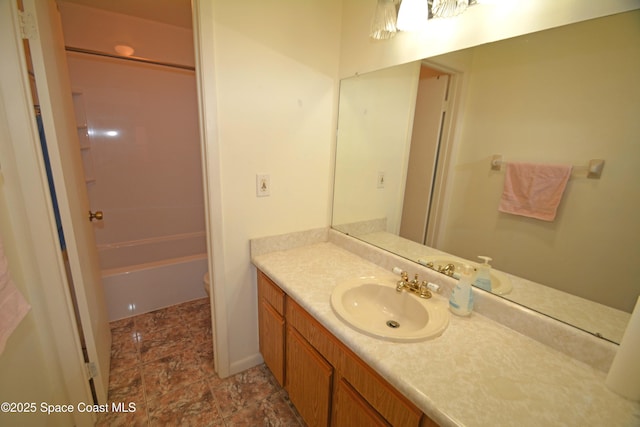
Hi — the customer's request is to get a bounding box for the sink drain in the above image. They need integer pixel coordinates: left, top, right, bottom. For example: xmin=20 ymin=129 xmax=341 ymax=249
xmin=386 ymin=320 xmax=400 ymax=329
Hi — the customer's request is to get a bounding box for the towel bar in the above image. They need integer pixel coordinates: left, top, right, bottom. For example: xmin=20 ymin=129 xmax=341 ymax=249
xmin=490 ymin=155 xmax=605 ymax=179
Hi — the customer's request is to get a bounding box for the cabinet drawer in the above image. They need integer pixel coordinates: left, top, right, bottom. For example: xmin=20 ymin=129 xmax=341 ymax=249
xmin=258 ymin=271 xmax=285 ymax=315
xmin=286 ymin=298 xmax=423 ymax=427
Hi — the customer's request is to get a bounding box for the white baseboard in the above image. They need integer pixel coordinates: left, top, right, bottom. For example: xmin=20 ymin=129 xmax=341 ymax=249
xmin=228 ymin=352 xmax=264 ymax=376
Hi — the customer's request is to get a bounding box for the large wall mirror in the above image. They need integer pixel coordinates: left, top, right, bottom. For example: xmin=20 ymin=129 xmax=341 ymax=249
xmin=332 ymin=10 xmax=639 ymax=344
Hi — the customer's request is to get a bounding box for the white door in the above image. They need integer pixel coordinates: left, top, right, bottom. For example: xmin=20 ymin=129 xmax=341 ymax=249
xmin=399 ymin=72 xmax=449 ymax=244
xmin=22 ymin=0 xmax=111 ymax=403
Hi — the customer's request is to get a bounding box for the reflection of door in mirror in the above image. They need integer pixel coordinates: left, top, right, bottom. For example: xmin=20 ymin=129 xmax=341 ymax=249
xmin=400 ymin=66 xmax=449 ymax=244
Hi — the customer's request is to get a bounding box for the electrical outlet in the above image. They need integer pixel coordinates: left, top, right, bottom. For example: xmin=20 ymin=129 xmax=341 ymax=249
xmin=377 ymin=172 xmax=385 ymax=189
xmin=256 ymin=174 xmax=270 ymax=197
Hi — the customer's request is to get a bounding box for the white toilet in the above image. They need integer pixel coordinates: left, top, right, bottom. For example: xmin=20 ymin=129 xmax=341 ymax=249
xmin=203 ymin=271 xmax=210 ymax=297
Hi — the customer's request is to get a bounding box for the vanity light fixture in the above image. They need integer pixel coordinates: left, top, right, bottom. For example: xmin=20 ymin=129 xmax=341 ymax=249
xmin=431 ymin=0 xmax=468 ymax=18
xmin=393 ymin=0 xmax=477 ymax=34
xmin=370 ymin=0 xmax=399 ymax=40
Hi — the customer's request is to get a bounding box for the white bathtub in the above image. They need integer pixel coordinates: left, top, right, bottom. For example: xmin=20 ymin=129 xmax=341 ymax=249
xmin=100 ymin=232 xmax=208 ymax=321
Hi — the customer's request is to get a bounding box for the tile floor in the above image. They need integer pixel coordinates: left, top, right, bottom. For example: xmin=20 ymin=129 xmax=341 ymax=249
xmin=98 ymin=297 xmax=305 ymax=426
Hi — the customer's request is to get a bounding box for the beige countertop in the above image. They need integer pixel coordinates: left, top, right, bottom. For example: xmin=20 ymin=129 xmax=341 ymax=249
xmin=251 ymin=239 xmax=640 ymax=427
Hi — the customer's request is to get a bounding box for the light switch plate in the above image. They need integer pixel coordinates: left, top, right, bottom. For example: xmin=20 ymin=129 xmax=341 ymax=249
xmin=256 ymin=174 xmax=270 ymax=197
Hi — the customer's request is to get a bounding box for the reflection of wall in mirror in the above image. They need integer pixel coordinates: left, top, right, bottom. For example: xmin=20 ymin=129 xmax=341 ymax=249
xmin=333 ymin=62 xmax=419 ymax=232
xmin=433 ymin=12 xmax=640 ymax=312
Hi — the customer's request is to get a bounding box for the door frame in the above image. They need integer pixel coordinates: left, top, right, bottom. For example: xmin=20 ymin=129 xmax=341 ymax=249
xmin=192 ymin=0 xmax=230 ymax=378
xmin=420 ymin=60 xmax=466 ymax=249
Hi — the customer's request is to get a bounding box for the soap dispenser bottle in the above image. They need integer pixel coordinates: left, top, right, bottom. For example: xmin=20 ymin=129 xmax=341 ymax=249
xmin=474 ymin=256 xmax=493 ymax=292
xmin=449 ymin=264 xmax=475 ymax=316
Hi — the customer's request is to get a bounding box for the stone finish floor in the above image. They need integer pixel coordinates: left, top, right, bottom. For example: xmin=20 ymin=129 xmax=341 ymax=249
xmin=98 ymin=297 xmax=305 ymax=426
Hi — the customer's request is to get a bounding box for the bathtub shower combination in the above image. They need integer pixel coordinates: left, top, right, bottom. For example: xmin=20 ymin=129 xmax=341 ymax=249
xmin=60 ymin=4 xmax=208 ymax=322
xmin=100 ymin=232 xmax=208 ymax=321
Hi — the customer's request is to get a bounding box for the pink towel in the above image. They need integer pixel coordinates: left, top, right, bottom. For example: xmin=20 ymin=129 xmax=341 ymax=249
xmin=0 ymin=236 xmax=31 ymax=354
xmin=498 ymin=162 xmax=572 ymax=221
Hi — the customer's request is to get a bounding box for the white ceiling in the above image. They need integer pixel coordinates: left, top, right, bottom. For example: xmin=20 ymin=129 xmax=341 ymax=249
xmin=60 ymin=0 xmax=193 ymax=28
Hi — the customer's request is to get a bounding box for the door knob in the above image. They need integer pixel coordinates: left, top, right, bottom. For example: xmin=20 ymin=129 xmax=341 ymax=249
xmin=88 ymin=210 xmax=104 ymax=222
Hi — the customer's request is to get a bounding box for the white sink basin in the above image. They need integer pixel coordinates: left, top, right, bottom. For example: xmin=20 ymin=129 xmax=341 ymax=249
xmin=330 ymin=277 xmax=449 ymax=342
xmin=422 ymin=258 xmax=512 ymax=295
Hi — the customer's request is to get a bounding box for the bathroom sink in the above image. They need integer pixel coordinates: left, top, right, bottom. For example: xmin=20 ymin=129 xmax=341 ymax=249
xmin=330 ymin=277 xmax=449 ymax=342
xmin=482 ymin=269 xmax=512 ymax=295
xmin=421 ymin=258 xmax=513 ymax=295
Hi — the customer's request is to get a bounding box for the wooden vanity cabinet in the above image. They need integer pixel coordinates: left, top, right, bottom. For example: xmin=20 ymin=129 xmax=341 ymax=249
xmin=257 ymin=270 xmax=438 ymax=427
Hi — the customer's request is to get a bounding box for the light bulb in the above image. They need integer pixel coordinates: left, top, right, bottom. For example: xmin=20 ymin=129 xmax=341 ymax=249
xmin=396 ymin=0 xmax=429 ymax=31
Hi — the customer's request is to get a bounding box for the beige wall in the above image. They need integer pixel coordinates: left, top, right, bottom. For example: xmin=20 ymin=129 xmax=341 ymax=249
xmin=198 ymin=0 xmax=342 ymax=374
xmin=437 ymin=11 xmax=640 ymax=312
xmin=0 ymin=130 xmax=74 ymax=427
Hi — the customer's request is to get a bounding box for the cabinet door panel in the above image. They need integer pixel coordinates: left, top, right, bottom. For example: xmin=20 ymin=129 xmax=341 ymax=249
xmin=286 ymin=297 xmax=423 ymax=427
xmin=333 ymin=377 xmax=390 ymax=427
xmin=286 ymin=325 xmax=332 ymax=427
xmin=258 ymin=300 xmax=285 ymax=386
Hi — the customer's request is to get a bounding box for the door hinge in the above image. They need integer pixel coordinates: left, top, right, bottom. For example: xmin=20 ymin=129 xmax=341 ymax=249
xmin=85 ymin=362 xmax=99 ymax=380
xmin=18 ymin=11 xmax=37 ymax=40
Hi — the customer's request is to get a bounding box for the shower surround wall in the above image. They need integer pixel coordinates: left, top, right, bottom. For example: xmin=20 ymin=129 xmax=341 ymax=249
xmin=59 ymin=2 xmax=206 ymax=318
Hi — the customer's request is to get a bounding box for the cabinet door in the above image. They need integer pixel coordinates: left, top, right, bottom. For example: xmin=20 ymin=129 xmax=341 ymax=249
xmin=286 ymin=325 xmax=333 ymax=427
xmin=286 ymin=297 xmax=424 ymax=427
xmin=333 ymin=377 xmax=390 ymax=427
xmin=258 ymin=272 xmax=285 ymax=385
xmin=258 ymin=300 xmax=285 ymax=386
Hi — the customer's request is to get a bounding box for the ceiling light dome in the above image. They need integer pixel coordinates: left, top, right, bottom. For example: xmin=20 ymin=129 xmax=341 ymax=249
xmin=114 ymin=44 xmax=135 ymax=56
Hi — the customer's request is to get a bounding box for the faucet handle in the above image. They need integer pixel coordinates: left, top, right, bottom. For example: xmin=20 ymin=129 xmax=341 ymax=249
xmin=422 ymin=281 xmax=441 ymax=293
xmin=392 ymin=267 xmax=408 ymax=281
xmin=418 ymin=282 xmax=432 ymax=299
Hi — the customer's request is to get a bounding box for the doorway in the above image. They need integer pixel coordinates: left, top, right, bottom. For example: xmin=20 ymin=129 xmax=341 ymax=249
xmin=399 ymin=64 xmax=451 ymax=245
xmin=22 ymin=0 xmax=216 ymax=401
xmin=57 ymin=1 xmax=209 ymax=320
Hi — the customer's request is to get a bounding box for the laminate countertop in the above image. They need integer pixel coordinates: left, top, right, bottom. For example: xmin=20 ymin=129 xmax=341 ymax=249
xmin=252 ymin=241 xmax=640 ymax=427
